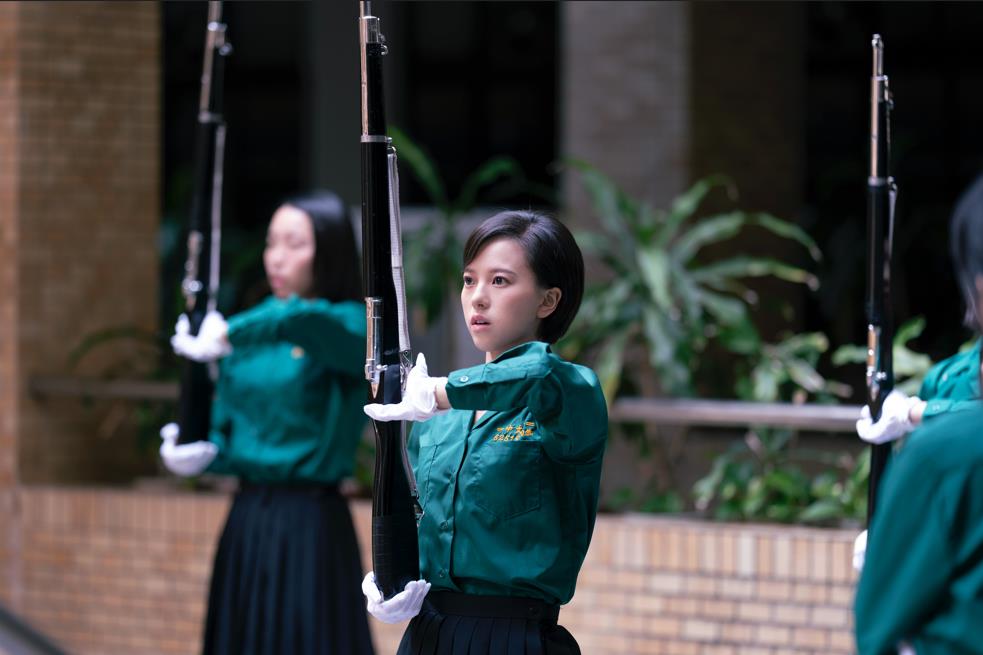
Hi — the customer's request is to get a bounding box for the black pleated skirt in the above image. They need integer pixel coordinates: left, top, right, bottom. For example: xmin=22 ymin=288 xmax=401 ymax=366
xmin=202 ymin=482 xmax=375 ymax=655
xmin=396 ymin=591 xmax=580 ymax=655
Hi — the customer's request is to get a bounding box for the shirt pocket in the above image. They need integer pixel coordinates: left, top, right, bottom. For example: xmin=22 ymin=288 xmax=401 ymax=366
xmin=417 ymin=443 xmax=441 ymax=511
xmin=471 ymin=440 xmax=542 ymax=520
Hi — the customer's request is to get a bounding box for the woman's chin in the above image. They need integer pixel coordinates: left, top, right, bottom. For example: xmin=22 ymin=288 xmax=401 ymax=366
xmin=469 ymin=331 xmax=500 ymax=355
xmin=468 ymin=333 xmax=486 ymax=352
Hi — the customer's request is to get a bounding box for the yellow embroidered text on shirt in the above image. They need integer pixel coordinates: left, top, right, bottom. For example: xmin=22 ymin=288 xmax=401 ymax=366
xmin=492 ymin=423 xmax=536 ymax=442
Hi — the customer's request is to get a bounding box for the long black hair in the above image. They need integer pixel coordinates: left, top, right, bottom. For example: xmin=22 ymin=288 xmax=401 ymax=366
xmin=281 ymin=191 xmax=362 ymax=303
xmin=949 ymin=174 xmax=983 ymax=331
xmin=462 ymin=210 xmax=584 ymax=343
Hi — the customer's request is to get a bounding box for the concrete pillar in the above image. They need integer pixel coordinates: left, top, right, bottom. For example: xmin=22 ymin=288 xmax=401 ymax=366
xmin=561 ymin=1 xmax=692 ymax=222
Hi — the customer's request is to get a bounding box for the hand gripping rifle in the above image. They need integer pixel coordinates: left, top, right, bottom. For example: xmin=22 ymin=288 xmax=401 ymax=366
xmin=358 ymin=1 xmax=422 ymax=598
xmin=865 ymin=34 xmax=897 ymax=523
xmin=177 ymin=1 xmax=231 ymax=445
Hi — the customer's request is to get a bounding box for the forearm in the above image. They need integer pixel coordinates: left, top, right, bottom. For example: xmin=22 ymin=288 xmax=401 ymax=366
xmin=908 ymin=399 xmax=927 ymax=426
xmin=434 ymin=379 xmax=450 ymax=410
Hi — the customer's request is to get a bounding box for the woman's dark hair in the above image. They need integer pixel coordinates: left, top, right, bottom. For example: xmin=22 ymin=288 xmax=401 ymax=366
xmin=462 ymin=210 xmax=584 ymax=343
xmin=281 ymin=191 xmax=362 ymax=303
xmin=950 ymin=173 xmax=983 ymax=331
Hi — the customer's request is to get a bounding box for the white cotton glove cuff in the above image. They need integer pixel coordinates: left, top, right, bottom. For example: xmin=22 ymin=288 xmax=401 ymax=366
xmin=159 ymin=422 xmax=218 ymax=477
xmin=171 ymin=311 xmax=232 ymax=363
xmin=853 ymin=530 xmax=867 ymax=573
xmin=361 ymin=571 xmax=431 ymax=624
xmin=856 ymin=390 xmax=921 ymax=444
xmin=364 ymin=353 xmax=449 ymax=423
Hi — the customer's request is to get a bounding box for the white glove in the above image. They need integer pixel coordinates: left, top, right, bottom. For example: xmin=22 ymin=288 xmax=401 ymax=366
xmin=171 ymin=311 xmax=231 ymax=363
xmin=159 ymin=422 xmax=218 ymax=477
xmin=856 ymin=390 xmax=921 ymax=444
xmin=364 ymin=353 xmax=448 ymax=423
xmin=853 ymin=530 xmax=867 ymax=573
xmin=361 ymin=571 xmax=430 ymax=624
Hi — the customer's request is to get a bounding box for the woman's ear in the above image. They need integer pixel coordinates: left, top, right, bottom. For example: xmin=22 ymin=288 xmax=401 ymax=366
xmin=537 ymin=287 xmax=562 ymax=319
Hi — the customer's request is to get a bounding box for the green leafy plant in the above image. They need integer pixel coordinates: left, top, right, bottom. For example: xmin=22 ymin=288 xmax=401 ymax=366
xmin=559 ymin=161 xmax=822 ymax=401
xmin=801 ymin=449 xmax=869 ymax=525
xmin=604 ymin=485 xmax=685 ymax=514
xmin=690 ymin=318 xmax=948 ymax=525
xmin=737 ymin=331 xmax=852 ymax=404
xmin=692 ymin=431 xmax=868 ymax=525
xmin=831 ymin=316 xmax=934 ymax=395
xmin=390 ymin=126 xmax=530 ymax=329
xmin=692 ymin=331 xmax=863 ymax=525
xmin=65 ymin=324 xmax=173 ymax=455
xmin=557 ymin=161 xmax=851 ymax=520
xmin=65 ymin=210 xmax=267 ymax=462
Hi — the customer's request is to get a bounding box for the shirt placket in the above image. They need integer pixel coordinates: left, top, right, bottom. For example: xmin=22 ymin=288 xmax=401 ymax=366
xmin=431 ymin=412 xmax=472 ymax=584
xmin=441 ymin=411 xmax=498 ymax=585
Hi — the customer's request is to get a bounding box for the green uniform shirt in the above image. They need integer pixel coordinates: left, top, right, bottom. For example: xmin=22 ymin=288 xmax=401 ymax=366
xmin=206 ymin=295 xmax=367 ymax=484
xmin=918 ymin=337 xmax=981 ymax=420
xmin=855 ymin=402 xmax=983 ymax=655
xmin=409 ymin=342 xmax=608 ymax=605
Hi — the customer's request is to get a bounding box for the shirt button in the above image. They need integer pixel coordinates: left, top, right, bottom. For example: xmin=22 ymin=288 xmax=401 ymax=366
xmin=438 ymin=569 xmax=446 ymax=578
xmin=459 ymin=375 xmax=469 ymax=382
xmin=440 ymin=520 xmax=449 ymax=529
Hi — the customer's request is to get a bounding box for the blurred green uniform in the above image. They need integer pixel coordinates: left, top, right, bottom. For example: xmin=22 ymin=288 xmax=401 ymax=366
xmin=856 ymin=402 xmax=983 ymax=655
xmin=207 ymin=295 xmax=367 ymax=482
xmin=918 ymin=337 xmax=981 ymax=420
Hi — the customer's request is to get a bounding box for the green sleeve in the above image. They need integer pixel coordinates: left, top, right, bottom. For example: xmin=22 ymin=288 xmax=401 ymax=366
xmin=855 ymin=447 xmax=956 ymax=654
xmin=227 ymin=296 xmax=365 ymax=375
xmin=205 ymin=371 xmax=234 ymax=475
xmin=445 ymin=346 xmax=607 ymax=461
xmin=407 ymin=421 xmax=423 ymax=472
xmin=922 ymin=398 xmax=980 ymax=421
xmin=917 ymin=363 xmax=942 ymax=401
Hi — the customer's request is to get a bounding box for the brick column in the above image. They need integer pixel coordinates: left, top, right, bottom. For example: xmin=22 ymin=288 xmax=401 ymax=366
xmin=0 ymin=1 xmax=21 ymax=606
xmin=0 ymin=0 xmax=160 ymax=604
xmin=15 ymin=1 xmax=160 ymax=484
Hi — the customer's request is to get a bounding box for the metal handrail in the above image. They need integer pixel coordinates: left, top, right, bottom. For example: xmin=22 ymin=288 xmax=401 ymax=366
xmin=0 ymin=603 xmax=68 ymax=655
xmin=29 ymin=377 xmax=178 ymax=402
xmin=29 ymin=376 xmax=862 ymax=433
xmin=609 ymin=397 xmax=861 ymax=432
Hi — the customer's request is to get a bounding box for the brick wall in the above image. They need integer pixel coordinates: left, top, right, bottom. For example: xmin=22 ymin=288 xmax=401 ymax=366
xmin=566 ymin=514 xmax=856 ymax=654
xmin=15 ymin=487 xmax=857 ymax=655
